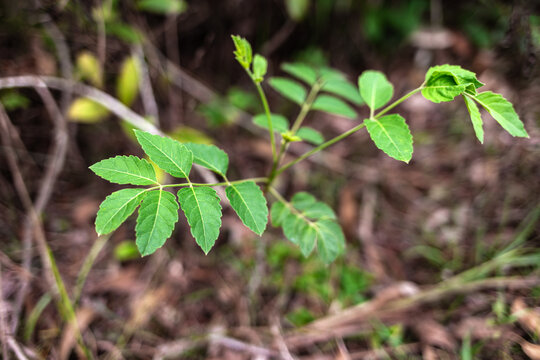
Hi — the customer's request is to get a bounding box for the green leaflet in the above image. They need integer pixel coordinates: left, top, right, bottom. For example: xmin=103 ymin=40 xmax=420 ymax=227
xmin=90 ymin=155 xmax=158 ymax=185
xmin=358 ymin=70 xmax=394 ymax=110
xmin=281 ymin=62 xmax=318 ymax=85
xmin=291 ymin=192 xmax=336 ymax=220
xmin=472 ymin=91 xmax=529 ymax=138
xmin=274 ymin=192 xmax=344 ymax=263
xmin=270 ymin=201 xmax=290 ymax=227
xmin=252 ymin=54 xmax=268 ymax=83
xmin=462 ymin=94 xmax=484 ymax=143
xmin=322 ymin=78 xmax=364 ymax=105
xmin=134 ymin=130 xmax=193 ymax=178
xmin=226 ymin=181 xmax=268 ymax=235
xmin=365 ymin=114 xmax=413 ymax=163
xmin=177 ymin=186 xmax=222 ymax=254
xmin=253 ymin=113 xmax=290 ymax=133
xmin=231 ymin=35 xmax=252 ymax=69
xmin=422 ymin=64 xmax=484 ymax=103
xmin=135 ymin=190 xmax=179 ymax=256
xmin=312 ymin=95 xmax=357 ymax=119
xmin=268 ymin=77 xmax=307 ymax=105
xmin=297 ymin=127 xmax=324 ymax=145
xmin=184 ymin=143 xmax=229 ymax=176
xmin=421 ymin=75 xmax=468 ymax=103
xmin=425 ymin=65 xmax=484 ymax=93
xmin=95 ymin=188 xmax=147 ymax=235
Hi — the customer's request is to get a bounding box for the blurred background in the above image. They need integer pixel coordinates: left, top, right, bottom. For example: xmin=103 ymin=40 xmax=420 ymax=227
xmin=0 ymin=0 xmax=539 ymax=358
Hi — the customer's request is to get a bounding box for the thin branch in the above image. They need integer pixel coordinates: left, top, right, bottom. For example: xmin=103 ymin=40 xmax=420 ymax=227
xmin=209 ymin=334 xmax=277 ymax=358
xmin=134 ymin=45 xmax=160 ymax=124
xmin=0 ymin=76 xmax=160 ymax=135
xmin=0 ymin=264 xmax=9 ymax=360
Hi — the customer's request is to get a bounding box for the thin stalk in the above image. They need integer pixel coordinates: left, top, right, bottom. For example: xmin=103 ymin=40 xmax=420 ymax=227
xmin=254 ymin=79 xmax=277 ymax=162
xmin=275 ymin=85 xmax=424 ymax=177
xmin=159 ymin=177 xmax=268 ymax=190
xmin=73 ymin=235 xmax=109 ymax=307
xmin=276 ymin=123 xmax=366 ymax=177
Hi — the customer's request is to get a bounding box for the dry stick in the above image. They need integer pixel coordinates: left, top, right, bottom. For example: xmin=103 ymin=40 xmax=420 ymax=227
xmin=134 ymin=45 xmax=160 ymax=124
xmin=0 ymin=76 xmax=160 ymax=135
xmin=286 ymin=276 xmax=540 ymax=349
xmin=209 ymin=334 xmax=277 ymax=359
xmin=0 ymin=264 xmax=9 ymax=360
xmin=10 ymin=84 xmax=69 ymax=334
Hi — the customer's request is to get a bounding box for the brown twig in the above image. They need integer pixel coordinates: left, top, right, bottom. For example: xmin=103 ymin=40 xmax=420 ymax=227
xmin=134 ymin=45 xmax=159 ymax=124
xmin=9 ymin=84 xmax=69 ymax=334
xmin=0 ymin=264 xmax=9 ymax=360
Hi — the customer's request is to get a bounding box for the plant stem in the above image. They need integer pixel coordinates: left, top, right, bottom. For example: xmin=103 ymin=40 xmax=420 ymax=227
xmin=158 ymin=177 xmax=268 ymax=190
xmin=254 ymin=82 xmax=277 ymax=162
xmin=274 ymin=85 xmax=424 ymax=177
xmin=275 ymin=123 xmax=366 ymax=177
xmin=265 ymin=82 xmax=321 ymax=190
xmin=374 ymin=86 xmax=423 ymax=119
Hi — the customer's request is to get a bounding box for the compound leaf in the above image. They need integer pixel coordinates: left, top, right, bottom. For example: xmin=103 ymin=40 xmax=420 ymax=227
xmin=96 ymin=188 xmax=147 ymax=235
xmin=253 ymin=113 xmax=289 ymax=133
xmin=268 ymin=77 xmax=307 ymax=105
xmin=226 ymin=181 xmax=268 ymax=235
xmin=231 ymin=35 xmax=252 ymax=69
xmin=322 ymin=78 xmax=364 ymax=105
xmin=283 ymin=213 xmax=317 ymax=257
xmin=90 ymin=155 xmax=158 ymax=185
xmin=425 ymin=65 xmax=484 ymax=93
xmin=312 ymin=95 xmax=357 ymax=119
xmin=297 ymin=127 xmax=324 ymax=145
xmin=178 ymin=186 xmax=222 ymax=254
xmin=472 ymin=91 xmax=529 ymax=138
xmin=135 ymin=190 xmax=179 ymax=256
xmin=463 ymin=94 xmax=484 ymax=143
xmin=365 ymin=114 xmax=413 ymax=163
xmin=134 ymin=130 xmax=193 ymax=178
xmin=281 ymin=62 xmax=318 ymax=85
xmin=358 ymin=70 xmax=394 ymax=110
xmin=184 ymin=143 xmax=229 ymax=176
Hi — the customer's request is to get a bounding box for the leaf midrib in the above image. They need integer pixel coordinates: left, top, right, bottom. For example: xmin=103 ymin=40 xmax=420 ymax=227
xmin=370 ymin=118 xmax=406 ymax=159
xmin=145 ymin=138 xmax=189 ymax=178
xmin=230 ymin=184 xmax=262 ymax=234
xmin=142 ymin=190 xmax=163 ymax=254
xmin=94 ymin=165 xmax=157 ymax=184
xmin=99 ymin=189 xmax=145 ymax=234
xmin=471 ymin=93 xmax=522 ymax=135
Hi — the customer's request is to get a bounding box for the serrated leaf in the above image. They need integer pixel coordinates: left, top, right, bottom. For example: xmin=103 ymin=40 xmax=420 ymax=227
xmin=253 ymin=113 xmax=289 ymax=133
xmin=425 ymin=64 xmax=484 ymax=93
xmin=365 ymin=114 xmax=413 ymax=163
xmin=472 ymin=91 xmax=529 ymax=138
xmin=270 ymin=201 xmax=290 ymax=227
xmin=315 ymin=219 xmax=345 ymax=264
xmin=359 ymin=70 xmax=394 ymax=110
xmin=281 ymin=62 xmax=318 ymax=85
xmin=135 ymin=190 xmax=179 ymax=256
xmin=226 ymin=181 xmax=268 ymax=235
xmin=134 ymin=130 xmax=193 ymax=178
xmin=137 ymin=0 xmax=187 ymax=14
xmin=297 ymin=127 xmax=324 ymax=145
xmin=117 ymin=56 xmax=140 ymax=106
xmin=178 ymin=186 xmax=222 ymax=254
xmin=184 ymin=143 xmax=228 ymax=176
xmin=252 ymin=54 xmax=268 ymax=83
xmin=421 ymin=74 xmax=468 ymax=103
xmin=322 ymin=78 xmax=364 ymax=105
xmin=268 ymin=77 xmax=307 ymax=105
xmin=90 ymin=155 xmax=158 ymax=185
xmin=68 ymin=97 xmax=110 ymax=123
xmin=463 ymin=95 xmax=484 ymax=143
xmin=312 ymin=95 xmax=357 ymax=119
xmin=96 ymin=188 xmax=147 ymax=235
xmin=291 ymin=192 xmax=336 ymax=220
xmin=76 ymin=51 xmax=103 ymax=87
xmin=231 ymin=35 xmax=252 ymax=69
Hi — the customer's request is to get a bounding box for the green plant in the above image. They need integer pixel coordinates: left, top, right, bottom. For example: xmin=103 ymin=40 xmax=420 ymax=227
xmin=90 ymin=35 xmax=529 ymax=264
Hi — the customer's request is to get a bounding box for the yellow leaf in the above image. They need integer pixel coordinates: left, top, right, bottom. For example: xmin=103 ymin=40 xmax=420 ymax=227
xmin=68 ymin=98 xmax=109 ymax=123
xmin=116 ymin=56 xmax=140 ymax=106
xmin=76 ymin=52 xmax=103 ymax=87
